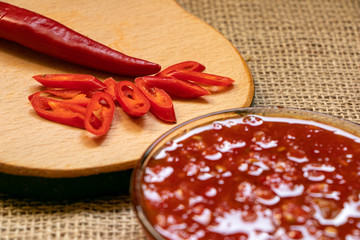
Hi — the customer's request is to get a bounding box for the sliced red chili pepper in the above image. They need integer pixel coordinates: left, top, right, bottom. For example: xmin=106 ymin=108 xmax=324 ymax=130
xmin=28 ymin=89 xmax=92 ymax=107
xmin=30 ymin=93 xmax=87 ymax=128
xmin=32 ymin=74 xmax=106 ymax=90
xmin=135 ymin=77 xmax=176 ymax=123
xmin=156 ymin=61 xmax=205 ymax=77
xmin=141 ymin=76 xmax=210 ymax=99
xmin=45 ymin=89 xmax=83 ymax=99
xmin=0 ymin=2 xmax=161 ymax=76
xmin=63 ymin=93 xmax=92 ymax=107
xmin=84 ymin=92 xmax=115 ymax=136
xmin=115 ymin=81 xmax=150 ymax=117
xmin=172 ymin=71 xmax=235 ymax=86
xmin=103 ymin=77 xmax=117 ymax=102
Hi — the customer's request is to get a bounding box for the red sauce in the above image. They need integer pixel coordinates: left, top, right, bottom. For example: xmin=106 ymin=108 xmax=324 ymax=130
xmin=140 ymin=115 xmax=360 ymax=239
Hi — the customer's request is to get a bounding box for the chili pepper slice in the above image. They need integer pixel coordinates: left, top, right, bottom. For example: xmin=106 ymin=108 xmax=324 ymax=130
xmin=115 ymin=81 xmax=150 ymax=117
xmin=45 ymin=89 xmax=97 ymax=99
xmin=28 ymin=89 xmax=84 ymax=101
xmin=32 ymin=74 xmax=106 ymax=90
xmin=84 ymin=92 xmax=115 ymax=136
xmin=44 ymin=89 xmax=83 ymax=99
xmin=30 ymin=93 xmax=87 ymax=128
xmin=63 ymin=93 xmax=92 ymax=107
xmin=0 ymin=2 xmax=161 ymax=76
xmin=141 ymin=76 xmax=210 ymax=99
xmin=103 ymin=77 xmax=117 ymax=102
xmin=47 ymin=90 xmax=93 ymax=107
xmin=172 ymin=71 xmax=235 ymax=86
xmin=156 ymin=61 xmax=205 ymax=77
xmin=135 ymin=77 xmax=176 ymax=123
xmin=28 ymin=89 xmax=92 ymax=107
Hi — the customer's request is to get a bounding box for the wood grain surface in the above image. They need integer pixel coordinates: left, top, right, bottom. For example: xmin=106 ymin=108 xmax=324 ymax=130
xmin=0 ymin=0 xmax=253 ymax=178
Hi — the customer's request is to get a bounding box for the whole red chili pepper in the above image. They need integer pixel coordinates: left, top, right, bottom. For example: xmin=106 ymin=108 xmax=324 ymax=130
xmin=0 ymin=2 xmax=161 ymax=76
xmin=84 ymin=92 xmax=115 ymax=136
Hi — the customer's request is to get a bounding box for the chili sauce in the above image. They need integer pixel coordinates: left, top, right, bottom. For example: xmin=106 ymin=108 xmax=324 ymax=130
xmin=140 ymin=115 xmax=360 ymax=240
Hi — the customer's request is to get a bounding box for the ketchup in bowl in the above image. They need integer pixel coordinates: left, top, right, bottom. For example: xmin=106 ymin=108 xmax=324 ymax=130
xmin=131 ymin=108 xmax=360 ymax=240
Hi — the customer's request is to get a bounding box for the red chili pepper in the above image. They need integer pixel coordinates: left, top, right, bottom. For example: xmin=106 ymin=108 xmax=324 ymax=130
xmin=171 ymin=70 xmax=235 ymax=86
xmin=141 ymin=76 xmax=210 ymax=99
xmin=63 ymin=93 xmax=92 ymax=107
xmin=32 ymin=74 xmax=106 ymax=90
xmin=84 ymin=92 xmax=115 ymax=136
xmin=29 ymin=93 xmax=87 ymax=128
xmin=156 ymin=61 xmax=205 ymax=77
xmin=114 ymin=81 xmax=150 ymax=117
xmin=103 ymin=77 xmax=117 ymax=102
xmin=0 ymin=2 xmax=161 ymax=76
xmin=29 ymin=89 xmax=92 ymax=107
xmin=46 ymin=89 xmax=94 ymax=107
xmin=45 ymin=89 xmax=83 ymax=99
xmin=135 ymin=77 xmax=176 ymax=123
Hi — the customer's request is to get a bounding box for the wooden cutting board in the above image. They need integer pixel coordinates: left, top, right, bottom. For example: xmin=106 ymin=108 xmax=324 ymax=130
xmin=0 ymin=0 xmax=253 ymax=179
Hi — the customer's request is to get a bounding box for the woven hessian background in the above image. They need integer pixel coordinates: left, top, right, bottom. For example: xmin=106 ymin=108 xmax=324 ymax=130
xmin=1 ymin=0 xmax=359 ymax=239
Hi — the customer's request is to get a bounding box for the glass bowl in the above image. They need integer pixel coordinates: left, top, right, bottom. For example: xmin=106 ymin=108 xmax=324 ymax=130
xmin=130 ymin=107 xmax=360 ymax=240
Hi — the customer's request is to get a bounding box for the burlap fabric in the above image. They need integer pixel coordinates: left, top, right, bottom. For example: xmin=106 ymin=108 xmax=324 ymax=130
xmin=1 ymin=0 xmax=359 ymax=239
